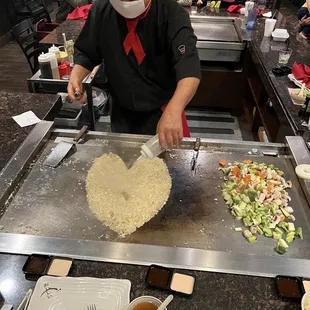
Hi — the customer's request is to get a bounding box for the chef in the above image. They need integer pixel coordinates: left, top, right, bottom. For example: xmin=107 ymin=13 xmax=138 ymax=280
xmin=68 ymin=0 xmax=201 ymax=149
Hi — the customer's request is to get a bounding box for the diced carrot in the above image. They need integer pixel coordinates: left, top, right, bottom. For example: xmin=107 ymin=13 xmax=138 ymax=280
xmin=280 ymin=215 xmax=285 ymax=222
xmin=236 ymin=176 xmax=242 ymax=183
xmin=244 ymin=175 xmax=251 ymax=185
xmin=219 ymin=160 xmax=226 ymax=167
xmin=243 ymin=160 xmax=253 ymax=164
xmin=267 ymin=183 xmax=272 ymax=193
xmin=232 ymin=167 xmax=240 ymax=176
xmin=256 ymin=171 xmax=264 ymax=178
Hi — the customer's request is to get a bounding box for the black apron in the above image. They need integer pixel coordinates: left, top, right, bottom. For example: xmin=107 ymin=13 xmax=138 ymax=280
xmin=110 ymin=98 xmax=162 ymax=135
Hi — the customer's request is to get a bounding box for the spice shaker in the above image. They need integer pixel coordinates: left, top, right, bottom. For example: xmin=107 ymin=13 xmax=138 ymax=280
xmin=66 ymin=40 xmax=75 ymax=66
xmin=38 ymin=53 xmax=53 ymax=79
xmin=140 ymin=134 xmax=167 ymax=159
xmin=58 ymin=61 xmax=70 ymax=79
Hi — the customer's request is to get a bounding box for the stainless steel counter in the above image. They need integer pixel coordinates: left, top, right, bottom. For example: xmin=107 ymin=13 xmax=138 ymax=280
xmin=1 ymin=123 xmax=310 ymax=278
xmin=193 ymin=21 xmax=239 ymax=42
xmin=188 ymin=7 xmax=252 ymax=41
xmin=190 ymin=16 xmax=245 ymax=62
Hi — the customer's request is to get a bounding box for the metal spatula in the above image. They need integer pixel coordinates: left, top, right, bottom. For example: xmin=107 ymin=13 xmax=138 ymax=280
xmin=43 ymin=125 xmax=88 ymax=168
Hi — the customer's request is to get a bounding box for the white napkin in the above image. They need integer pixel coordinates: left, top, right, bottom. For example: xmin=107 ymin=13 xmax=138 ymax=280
xmin=263 ymin=12 xmax=272 ymax=18
xmin=12 ymin=111 xmax=41 ymax=127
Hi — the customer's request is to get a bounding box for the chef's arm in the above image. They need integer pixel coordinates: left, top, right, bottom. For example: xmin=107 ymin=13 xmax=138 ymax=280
xmin=157 ymin=77 xmax=199 ymax=148
xmin=157 ymin=5 xmax=201 ymax=149
xmin=68 ymin=1 xmax=102 ymax=102
xmin=168 ymin=77 xmax=200 ymax=114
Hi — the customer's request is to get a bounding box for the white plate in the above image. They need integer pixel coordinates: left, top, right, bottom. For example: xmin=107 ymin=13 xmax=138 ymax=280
xmin=27 ymin=276 xmax=131 ymax=310
xmin=288 ymin=74 xmax=310 ymax=92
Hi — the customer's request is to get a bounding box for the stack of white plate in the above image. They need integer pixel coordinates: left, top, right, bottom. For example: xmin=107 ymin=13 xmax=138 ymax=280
xmin=27 ymin=276 xmax=131 ymax=310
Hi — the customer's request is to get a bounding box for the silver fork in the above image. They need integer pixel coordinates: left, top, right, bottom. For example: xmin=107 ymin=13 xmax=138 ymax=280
xmin=87 ymin=304 xmax=97 ymax=310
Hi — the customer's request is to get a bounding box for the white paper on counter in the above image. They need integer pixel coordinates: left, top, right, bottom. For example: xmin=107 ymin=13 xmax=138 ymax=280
xmin=12 ymin=111 xmax=41 ymax=127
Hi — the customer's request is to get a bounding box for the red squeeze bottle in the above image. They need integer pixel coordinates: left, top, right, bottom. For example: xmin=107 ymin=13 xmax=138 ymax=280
xmin=58 ymin=61 xmax=70 ymax=79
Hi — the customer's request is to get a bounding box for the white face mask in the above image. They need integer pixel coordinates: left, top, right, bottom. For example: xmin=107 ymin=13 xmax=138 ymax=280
xmin=110 ymin=0 xmax=146 ymax=19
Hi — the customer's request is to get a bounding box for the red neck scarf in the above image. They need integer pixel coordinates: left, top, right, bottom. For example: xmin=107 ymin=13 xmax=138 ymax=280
xmin=123 ymin=3 xmax=151 ymax=65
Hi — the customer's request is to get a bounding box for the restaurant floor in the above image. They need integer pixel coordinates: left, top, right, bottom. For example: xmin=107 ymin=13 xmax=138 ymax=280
xmin=0 ymin=42 xmax=31 ymax=92
xmin=97 ymin=109 xmax=251 ymax=140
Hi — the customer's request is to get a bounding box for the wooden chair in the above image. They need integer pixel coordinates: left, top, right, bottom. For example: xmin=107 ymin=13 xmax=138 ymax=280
xmin=14 ymin=0 xmax=32 ymax=21
xmin=11 ymin=18 xmax=40 ymax=74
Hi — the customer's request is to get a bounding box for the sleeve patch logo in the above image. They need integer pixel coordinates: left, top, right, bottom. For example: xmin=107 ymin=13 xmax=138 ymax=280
xmin=178 ymin=44 xmax=186 ymax=55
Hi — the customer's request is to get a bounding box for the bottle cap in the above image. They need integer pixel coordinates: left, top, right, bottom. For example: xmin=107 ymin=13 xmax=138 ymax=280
xmin=48 ymin=44 xmax=60 ymax=53
xmin=38 ymin=53 xmax=50 ymax=62
xmin=58 ymin=63 xmax=67 ymax=69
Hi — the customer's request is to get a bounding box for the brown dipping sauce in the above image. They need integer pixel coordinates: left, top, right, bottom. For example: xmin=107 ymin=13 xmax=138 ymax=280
xmin=133 ymin=303 xmax=158 ymax=310
xmin=147 ymin=266 xmax=170 ymax=288
xmin=23 ymin=255 xmax=50 ymax=275
xmin=277 ymin=278 xmax=302 ymax=298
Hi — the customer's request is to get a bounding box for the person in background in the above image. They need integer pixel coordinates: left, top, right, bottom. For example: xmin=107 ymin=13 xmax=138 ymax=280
xmin=298 ymin=0 xmax=310 ymax=39
xmin=196 ymin=0 xmax=237 ymax=8
xmin=177 ymin=0 xmax=193 ymax=6
xmin=68 ymin=0 xmax=201 ymax=149
xmin=196 ymin=0 xmax=205 ymax=7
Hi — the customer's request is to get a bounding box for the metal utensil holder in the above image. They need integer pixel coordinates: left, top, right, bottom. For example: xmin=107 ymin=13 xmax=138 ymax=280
xmin=27 ymin=65 xmax=102 ymax=130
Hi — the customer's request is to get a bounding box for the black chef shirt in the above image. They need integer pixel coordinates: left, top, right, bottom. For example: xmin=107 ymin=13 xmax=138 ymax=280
xmin=74 ymin=0 xmax=201 ymax=112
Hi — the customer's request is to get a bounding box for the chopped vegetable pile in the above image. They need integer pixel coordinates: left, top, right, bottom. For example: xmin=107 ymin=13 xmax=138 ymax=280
xmin=219 ymin=159 xmax=303 ymax=254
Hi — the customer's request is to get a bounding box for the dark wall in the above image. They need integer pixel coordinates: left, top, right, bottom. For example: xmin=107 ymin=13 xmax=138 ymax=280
xmin=0 ymin=0 xmax=17 ymax=36
xmin=0 ymin=0 xmax=52 ymax=37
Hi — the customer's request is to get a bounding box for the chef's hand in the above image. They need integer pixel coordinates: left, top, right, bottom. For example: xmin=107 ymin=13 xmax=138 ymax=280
xmin=67 ymin=65 xmax=90 ymax=104
xmin=157 ymin=106 xmax=183 ymax=150
xmin=197 ymin=0 xmax=203 ymax=6
xmin=300 ymin=15 xmax=310 ymax=26
xmin=67 ymin=79 xmax=87 ymax=104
